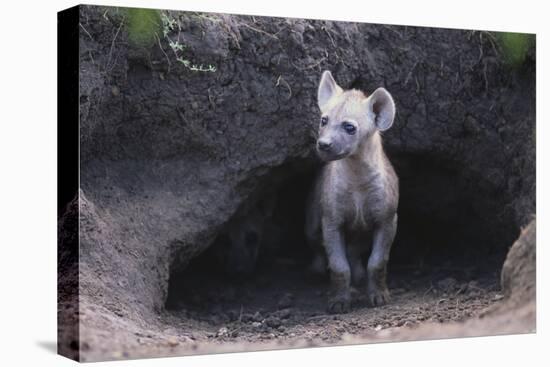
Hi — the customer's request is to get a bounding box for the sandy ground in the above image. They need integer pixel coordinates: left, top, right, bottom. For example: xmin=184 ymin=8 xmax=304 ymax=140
xmin=76 ymin=259 xmax=534 ymax=362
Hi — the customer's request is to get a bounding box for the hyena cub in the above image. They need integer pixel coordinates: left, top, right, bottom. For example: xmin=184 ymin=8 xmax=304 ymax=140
xmin=305 ymin=71 xmax=399 ymax=314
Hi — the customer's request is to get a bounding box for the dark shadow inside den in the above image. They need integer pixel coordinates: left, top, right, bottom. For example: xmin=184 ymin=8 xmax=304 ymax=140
xmin=165 ymin=152 xmax=518 ymax=320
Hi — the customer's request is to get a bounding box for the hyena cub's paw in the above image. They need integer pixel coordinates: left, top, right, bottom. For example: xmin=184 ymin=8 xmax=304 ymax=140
xmin=367 ymin=286 xmax=390 ymax=307
xmin=328 ymin=292 xmax=351 ymax=314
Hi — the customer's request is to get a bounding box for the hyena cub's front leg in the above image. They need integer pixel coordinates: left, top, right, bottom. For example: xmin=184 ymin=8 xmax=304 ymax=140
xmin=323 ymin=222 xmax=351 ymax=313
xmin=367 ymin=214 xmax=397 ymax=307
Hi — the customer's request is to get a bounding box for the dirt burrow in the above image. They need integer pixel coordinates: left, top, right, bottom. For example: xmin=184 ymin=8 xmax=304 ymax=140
xmin=58 ymin=5 xmax=536 ymax=362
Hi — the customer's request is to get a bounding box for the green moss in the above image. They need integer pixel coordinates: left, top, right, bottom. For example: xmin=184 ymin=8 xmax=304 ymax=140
xmin=125 ymin=8 xmax=162 ymax=48
xmin=497 ymin=32 xmax=535 ymax=67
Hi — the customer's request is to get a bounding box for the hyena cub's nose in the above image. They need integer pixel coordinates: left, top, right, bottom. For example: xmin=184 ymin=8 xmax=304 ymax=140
xmin=317 ymin=140 xmax=332 ymax=151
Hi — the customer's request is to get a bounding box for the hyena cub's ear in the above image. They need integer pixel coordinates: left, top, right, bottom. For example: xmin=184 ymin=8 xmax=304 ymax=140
xmin=318 ymin=71 xmax=343 ymax=112
xmin=365 ymin=88 xmax=396 ymax=131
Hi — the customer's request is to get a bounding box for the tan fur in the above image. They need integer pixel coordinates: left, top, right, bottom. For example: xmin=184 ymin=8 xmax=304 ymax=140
xmin=306 ymin=71 xmax=399 ymax=313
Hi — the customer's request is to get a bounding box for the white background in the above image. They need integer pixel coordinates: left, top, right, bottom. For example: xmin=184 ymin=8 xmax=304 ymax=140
xmin=0 ymin=0 xmax=546 ymax=365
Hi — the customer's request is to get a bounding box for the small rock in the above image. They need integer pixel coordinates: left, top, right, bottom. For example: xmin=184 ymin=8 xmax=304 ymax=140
xmin=167 ymin=337 xmax=179 ymax=347
xmin=114 ymin=309 xmax=124 ymax=317
xmin=251 ymin=322 xmax=262 ymax=328
xmin=252 ymin=311 xmax=263 ymax=322
xmin=265 ymin=316 xmax=282 ymax=328
xmin=277 ymin=293 xmax=294 ymax=309
xmin=275 ymin=308 xmax=291 ymax=319
xmin=216 ymin=327 xmax=229 ymax=337
xmin=241 ymin=313 xmax=254 ymax=322
xmin=396 ymin=319 xmax=406 ymax=327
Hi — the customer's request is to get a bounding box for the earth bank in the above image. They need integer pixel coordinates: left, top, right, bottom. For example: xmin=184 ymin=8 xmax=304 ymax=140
xmin=58 ymin=5 xmax=535 ymax=361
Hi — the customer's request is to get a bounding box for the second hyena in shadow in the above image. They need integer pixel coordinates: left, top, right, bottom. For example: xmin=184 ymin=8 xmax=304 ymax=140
xmin=305 ymin=71 xmax=399 ymax=314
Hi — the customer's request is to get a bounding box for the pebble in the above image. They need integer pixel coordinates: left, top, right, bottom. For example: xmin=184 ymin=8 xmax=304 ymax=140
xmin=252 ymin=311 xmax=263 ymax=322
xmin=241 ymin=313 xmax=254 ymax=322
xmin=275 ymin=308 xmax=291 ymax=319
xmin=266 ymin=316 xmax=282 ymax=328
xmin=216 ymin=327 xmax=229 ymax=337
xmin=167 ymin=337 xmax=179 ymax=347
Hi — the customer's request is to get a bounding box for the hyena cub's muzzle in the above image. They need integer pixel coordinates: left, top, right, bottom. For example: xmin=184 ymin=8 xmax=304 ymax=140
xmin=316 ymin=138 xmax=350 ymax=162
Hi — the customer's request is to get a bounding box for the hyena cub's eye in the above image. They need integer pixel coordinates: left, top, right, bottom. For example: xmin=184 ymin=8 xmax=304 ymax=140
xmin=342 ymin=121 xmax=357 ymax=135
xmin=320 ymin=116 xmax=328 ymax=127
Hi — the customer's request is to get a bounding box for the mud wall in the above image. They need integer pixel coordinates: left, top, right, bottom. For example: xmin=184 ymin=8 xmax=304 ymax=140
xmin=70 ymin=5 xmax=535 ymax=334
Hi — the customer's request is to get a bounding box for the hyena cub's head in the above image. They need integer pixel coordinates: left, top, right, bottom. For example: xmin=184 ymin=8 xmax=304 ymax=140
xmin=315 ymin=70 xmax=396 ymax=161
